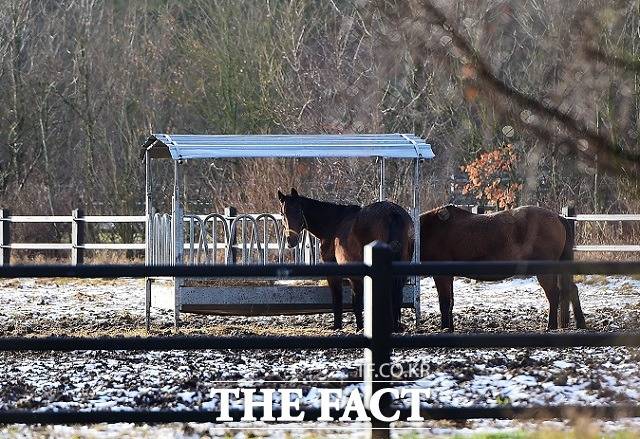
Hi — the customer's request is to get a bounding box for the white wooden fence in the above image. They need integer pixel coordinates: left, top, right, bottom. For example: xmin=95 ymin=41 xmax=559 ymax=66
xmin=1 ymin=207 xmax=639 ymax=265
xmin=0 ymin=209 xmax=145 ymax=265
xmin=570 ymin=214 xmax=640 ymax=252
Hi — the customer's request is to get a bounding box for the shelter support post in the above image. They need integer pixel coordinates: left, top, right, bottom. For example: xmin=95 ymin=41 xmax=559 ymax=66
xmin=412 ymin=158 xmax=421 ymax=326
xmin=145 ymin=151 xmax=153 ymax=266
xmin=379 ymin=157 xmax=385 ymax=201
xmin=172 ymin=160 xmax=184 ymax=328
xmin=145 ymin=151 xmax=152 ymax=331
xmin=145 ymin=278 xmax=152 ymax=332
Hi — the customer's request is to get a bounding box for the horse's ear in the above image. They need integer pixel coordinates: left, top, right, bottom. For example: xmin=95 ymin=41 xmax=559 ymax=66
xmin=277 ymin=189 xmax=286 ymax=202
xmin=290 ymin=188 xmax=299 ymax=197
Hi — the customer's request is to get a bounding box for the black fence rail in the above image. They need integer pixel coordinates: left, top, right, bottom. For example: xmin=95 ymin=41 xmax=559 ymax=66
xmin=2 ymin=260 xmax=640 ymax=278
xmin=1 ymin=242 xmax=640 ymax=439
xmin=2 ymin=405 xmax=640 ymax=425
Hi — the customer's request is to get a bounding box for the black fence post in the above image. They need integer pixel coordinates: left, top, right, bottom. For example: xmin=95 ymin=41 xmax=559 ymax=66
xmin=72 ymin=209 xmax=85 ymax=265
xmin=364 ymin=241 xmax=393 ymax=439
xmin=0 ymin=209 xmax=10 ymax=266
xmin=562 ymin=206 xmax=576 ymax=255
xmin=225 ymin=206 xmax=238 ymax=264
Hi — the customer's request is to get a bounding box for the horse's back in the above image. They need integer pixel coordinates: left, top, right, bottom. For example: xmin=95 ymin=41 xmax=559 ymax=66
xmin=420 ymin=205 xmax=566 ymax=263
xmin=360 ymin=201 xmax=412 ymax=221
xmin=341 ymin=201 xmax=414 ymax=262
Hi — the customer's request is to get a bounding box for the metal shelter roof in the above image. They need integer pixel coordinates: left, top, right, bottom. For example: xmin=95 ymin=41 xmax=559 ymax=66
xmin=142 ymin=133 xmax=434 ymax=160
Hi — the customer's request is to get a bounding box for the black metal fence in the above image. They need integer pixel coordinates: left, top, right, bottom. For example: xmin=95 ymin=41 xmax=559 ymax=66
xmin=1 ymin=241 xmax=640 ymax=438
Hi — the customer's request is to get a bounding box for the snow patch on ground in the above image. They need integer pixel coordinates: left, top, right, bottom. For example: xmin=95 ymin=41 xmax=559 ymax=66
xmin=0 ymin=275 xmax=640 ymax=436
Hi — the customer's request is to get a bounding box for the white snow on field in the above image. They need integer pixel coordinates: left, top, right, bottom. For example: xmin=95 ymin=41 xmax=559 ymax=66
xmin=0 ymin=274 xmax=640 ymax=437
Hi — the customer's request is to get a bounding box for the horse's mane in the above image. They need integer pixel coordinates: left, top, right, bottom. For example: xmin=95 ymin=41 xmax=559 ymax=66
xmin=300 ymin=196 xmax=361 ymax=214
xmin=424 ymin=204 xmax=473 ymax=217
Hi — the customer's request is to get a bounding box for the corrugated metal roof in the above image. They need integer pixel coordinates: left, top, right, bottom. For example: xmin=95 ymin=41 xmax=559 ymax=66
xmin=143 ymin=133 xmax=434 ymax=160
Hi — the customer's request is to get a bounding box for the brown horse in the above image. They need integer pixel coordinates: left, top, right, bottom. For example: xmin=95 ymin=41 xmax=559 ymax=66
xmin=277 ymin=188 xmax=414 ymax=331
xmin=420 ymin=205 xmax=586 ymax=331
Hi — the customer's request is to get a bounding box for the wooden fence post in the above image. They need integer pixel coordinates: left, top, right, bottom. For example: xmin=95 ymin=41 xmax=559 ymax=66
xmin=560 ymin=206 xmax=577 ymax=326
xmin=364 ymin=241 xmax=393 ymax=439
xmin=72 ymin=208 xmax=85 ymax=265
xmin=225 ymin=206 xmax=238 ymax=264
xmin=0 ymin=209 xmax=10 ymax=266
xmin=472 ymin=205 xmax=485 ymax=214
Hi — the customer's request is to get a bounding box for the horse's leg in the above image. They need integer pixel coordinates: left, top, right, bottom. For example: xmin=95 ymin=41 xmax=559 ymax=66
xmin=434 ymin=276 xmax=454 ymax=331
xmin=563 ymin=278 xmax=587 ymax=329
xmin=537 ymin=274 xmax=559 ymax=330
xmin=558 ymin=288 xmax=571 ymax=329
xmin=392 ymin=276 xmax=406 ymax=332
xmin=350 ymin=278 xmax=364 ymax=331
xmin=328 ymin=276 xmax=343 ymax=330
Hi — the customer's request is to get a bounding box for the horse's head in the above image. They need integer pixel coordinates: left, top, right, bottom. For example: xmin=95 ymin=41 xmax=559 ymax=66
xmin=277 ymin=187 xmax=306 ymax=248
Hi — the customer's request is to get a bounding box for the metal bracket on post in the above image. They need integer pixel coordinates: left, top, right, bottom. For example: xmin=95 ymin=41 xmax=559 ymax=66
xmin=364 ymin=241 xmax=393 ymax=439
xmin=71 ymin=209 xmax=85 ymax=265
xmin=0 ymin=209 xmax=10 ymax=266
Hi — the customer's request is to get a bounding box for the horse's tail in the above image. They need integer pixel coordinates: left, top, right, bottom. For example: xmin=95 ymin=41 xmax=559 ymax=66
xmin=559 ymin=215 xmax=575 ymax=262
xmin=388 ymin=212 xmax=408 ymax=330
xmin=558 ymin=215 xmax=575 ymax=327
xmin=387 ymin=212 xmax=406 ymax=261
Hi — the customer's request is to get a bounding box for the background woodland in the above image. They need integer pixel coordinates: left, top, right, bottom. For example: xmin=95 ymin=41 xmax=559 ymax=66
xmin=1 ymin=0 xmax=639 ymax=245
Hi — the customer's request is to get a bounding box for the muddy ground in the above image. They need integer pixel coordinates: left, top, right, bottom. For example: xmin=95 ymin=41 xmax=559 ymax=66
xmin=0 ymin=275 xmax=639 ymax=437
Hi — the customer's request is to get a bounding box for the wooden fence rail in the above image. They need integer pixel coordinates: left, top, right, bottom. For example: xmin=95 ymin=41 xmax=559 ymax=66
xmin=1 ymin=206 xmax=639 ymax=265
xmin=0 ymin=208 xmax=146 ymax=265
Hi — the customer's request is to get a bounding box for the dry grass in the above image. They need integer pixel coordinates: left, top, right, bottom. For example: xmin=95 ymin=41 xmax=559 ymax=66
xmin=183 ymin=278 xmax=327 ymax=287
xmin=0 ymin=279 xmax=21 ymax=288
xmin=10 ymin=252 xmax=143 ymax=265
xmin=1 ymin=424 xmax=639 ymax=439
xmin=575 ymin=252 xmax=640 ymax=262
xmin=17 ymin=320 xmax=339 ymax=338
xmin=31 ymin=277 xmax=143 ymax=287
xmin=398 ymin=420 xmax=640 ymax=438
xmin=617 ymin=282 xmax=636 ymax=294
xmin=573 ymin=274 xmax=609 ymax=286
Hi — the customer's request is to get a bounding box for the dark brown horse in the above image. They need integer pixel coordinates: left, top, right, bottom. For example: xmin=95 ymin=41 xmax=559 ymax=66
xmin=277 ymin=188 xmax=414 ymax=330
xmin=420 ymin=205 xmax=586 ymax=331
